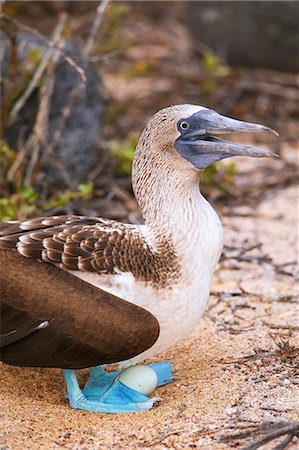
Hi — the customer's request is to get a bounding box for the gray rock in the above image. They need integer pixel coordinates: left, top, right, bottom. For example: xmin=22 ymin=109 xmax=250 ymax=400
xmin=186 ymin=1 xmax=299 ymax=72
xmin=1 ymin=33 xmax=102 ymax=188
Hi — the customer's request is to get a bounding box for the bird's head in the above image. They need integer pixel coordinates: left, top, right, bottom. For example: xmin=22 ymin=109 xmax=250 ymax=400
xmin=139 ymin=104 xmax=278 ymax=171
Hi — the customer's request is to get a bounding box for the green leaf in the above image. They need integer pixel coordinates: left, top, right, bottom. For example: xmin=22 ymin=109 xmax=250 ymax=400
xmin=111 ymin=132 xmax=140 ymax=176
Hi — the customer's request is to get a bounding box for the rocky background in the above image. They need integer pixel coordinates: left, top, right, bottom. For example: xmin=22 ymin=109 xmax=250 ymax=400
xmin=0 ymin=1 xmax=298 ymax=449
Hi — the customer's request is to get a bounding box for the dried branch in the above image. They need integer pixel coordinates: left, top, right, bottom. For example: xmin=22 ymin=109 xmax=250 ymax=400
xmin=219 ymin=335 xmax=299 ymax=365
xmin=8 ymin=48 xmax=51 ymax=125
xmin=0 ymin=21 xmax=17 ymax=137
xmin=37 ymin=0 xmax=111 ymax=189
xmin=36 ymin=80 xmax=84 ymax=189
xmin=272 ymin=433 xmax=295 ymax=450
xmin=7 ymin=13 xmax=67 ymax=126
xmin=221 ymin=421 xmax=299 ymax=450
xmin=262 ymin=321 xmax=299 ymax=331
xmin=7 ymin=14 xmax=67 ymax=183
xmin=146 ymin=426 xmax=221 ymax=446
xmin=147 ymin=428 xmax=187 ymax=446
xmin=64 ymin=55 xmax=86 ymax=80
xmin=24 ymin=33 xmax=66 ymax=186
xmin=221 ymin=242 xmax=268 ymax=263
xmin=0 ymin=13 xmax=86 ymax=83
xmin=4 ymin=0 xmax=110 ymax=193
xmin=83 ymin=0 xmax=110 ymax=58
xmin=241 ymin=422 xmax=299 ymax=450
xmin=221 ymin=422 xmax=287 ymax=441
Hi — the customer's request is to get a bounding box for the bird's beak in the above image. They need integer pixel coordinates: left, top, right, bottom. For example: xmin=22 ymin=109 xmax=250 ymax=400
xmin=174 ymin=109 xmax=278 ymax=170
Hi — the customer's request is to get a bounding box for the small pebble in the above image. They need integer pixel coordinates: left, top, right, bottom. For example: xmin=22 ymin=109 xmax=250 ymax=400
xmin=226 ymin=407 xmax=237 ymax=415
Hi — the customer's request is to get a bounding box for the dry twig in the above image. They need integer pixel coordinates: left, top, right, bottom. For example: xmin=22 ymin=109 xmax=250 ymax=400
xmin=0 ymin=13 xmax=86 ymax=83
xmin=6 ymin=1 xmax=110 ymax=191
xmin=7 ymin=14 xmax=68 ymax=184
xmin=7 ymin=14 xmax=67 ymax=125
xmin=221 ymin=241 xmax=272 ymax=265
xmin=262 ymin=321 xmax=299 ymax=332
xmin=83 ymin=0 xmax=110 ymax=58
xmin=147 ymin=428 xmax=187 ymax=446
xmin=0 ymin=21 xmax=18 ymax=137
xmin=219 ymin=334 xmax=299 ymax=365
xmin=24 ymin=31 xmax=67 ymax=186
xmin=223 ymin=422 xmax=299 ymax=450
xmin=36 ymin=0 xmax=111 ymax=189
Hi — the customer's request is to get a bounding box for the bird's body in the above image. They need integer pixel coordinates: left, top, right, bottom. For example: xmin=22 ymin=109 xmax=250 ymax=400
xmin=0 ymin=104 xmax=276 ymax=413
xmin=74 ymin=194 xmax=223 ymax=366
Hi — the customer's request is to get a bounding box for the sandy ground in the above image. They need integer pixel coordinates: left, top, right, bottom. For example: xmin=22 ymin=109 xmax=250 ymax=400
xmin=0 ymin=154 xmax=298 ymax=449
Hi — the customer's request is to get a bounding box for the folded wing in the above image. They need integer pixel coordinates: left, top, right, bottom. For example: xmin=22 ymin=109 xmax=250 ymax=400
xmin=0 ymin=249 xmax=160 ymax=369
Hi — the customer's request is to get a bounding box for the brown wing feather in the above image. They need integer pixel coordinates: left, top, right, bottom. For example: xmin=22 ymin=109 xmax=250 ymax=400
xmin=0 ymin=215 xmax=124 ymax=273
xmin=0 ymin=250 xmax=160 ymax=369
xmin=0 ymin=215 xmax=179 ymax=286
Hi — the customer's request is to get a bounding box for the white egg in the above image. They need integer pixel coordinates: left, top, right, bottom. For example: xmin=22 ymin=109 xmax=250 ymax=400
xmin=118 ymin=365 xmax=158 ymax=396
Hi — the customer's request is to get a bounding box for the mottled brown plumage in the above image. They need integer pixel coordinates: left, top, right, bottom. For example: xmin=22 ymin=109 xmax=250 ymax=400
xmin=0 ymin=215 xmax=179 ymax=287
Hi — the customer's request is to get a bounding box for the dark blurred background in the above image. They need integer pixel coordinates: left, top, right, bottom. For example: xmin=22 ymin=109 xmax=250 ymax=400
xmin=1 ymin=0 xmax=298 ymax=222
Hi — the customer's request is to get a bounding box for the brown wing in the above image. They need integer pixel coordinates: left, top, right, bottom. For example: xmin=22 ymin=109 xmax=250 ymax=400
xmin=0 ymin=215 xmax=126 ymax=273
xmin=0 ymin=215 xmax=178 ymax=286
xmin=0 ymin=250 xmax=160 ymax=369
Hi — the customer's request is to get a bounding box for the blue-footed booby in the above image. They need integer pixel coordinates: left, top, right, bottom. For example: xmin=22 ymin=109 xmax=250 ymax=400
xmin=0 ymin=105 xmax=277 ymax=413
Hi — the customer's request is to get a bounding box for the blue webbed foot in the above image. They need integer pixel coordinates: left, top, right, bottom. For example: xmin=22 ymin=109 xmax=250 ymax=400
xmin=82 ymin=361 xmax=174 ymax=400
xmin=82 ymin=366 xmax=120 ymax=399
xmin=63 ymin=362 xmax=174 ymax=413
xmin=149 ymin=361 xmax=174 ymax=387
xmin=63 ymin=369 xmax=160 ymax=414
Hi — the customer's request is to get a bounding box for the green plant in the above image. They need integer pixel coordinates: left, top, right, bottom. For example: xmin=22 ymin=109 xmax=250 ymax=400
xmin=201 ymin=52 xmax=230 ymax=93
xmin=22 ymin=48 xmax=43 ymax=73
xmin=44 ymin=183 xmax=94 ymax=210
xmin=104 ymin=3 xmax=130 ymax=34
xmin=0 ymin=142 xmax=16 ymax=177
xmin=2 ymin=47 xmax=43 ymax=131
xmin=0 ymin=141 xmax=40 ymax=220
xmin=201 ymin=163 xmax=218 ymax=186
xmin=0 ymin=186 xmax=39 ymax=221
xmin=223 ymin=161 xmax=237 ymax=186
xmin=110 ymin=132 xmax=139 ymax=176
xmin=201 ymin=162 xmax=237 ymax=187
xmin=103 ymin=103 xmax=125 ymax=125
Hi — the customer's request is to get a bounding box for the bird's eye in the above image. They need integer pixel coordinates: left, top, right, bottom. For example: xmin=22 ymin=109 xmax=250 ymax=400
xmin=179 ymin=121 xmax=189 ymax=131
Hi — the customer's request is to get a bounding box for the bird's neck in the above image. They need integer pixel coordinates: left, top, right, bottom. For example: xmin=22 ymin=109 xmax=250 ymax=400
xmin=132 ymin=149 xmax=219 ymax=246
xmin=132 ymin=146 xmax=223 ymax=289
